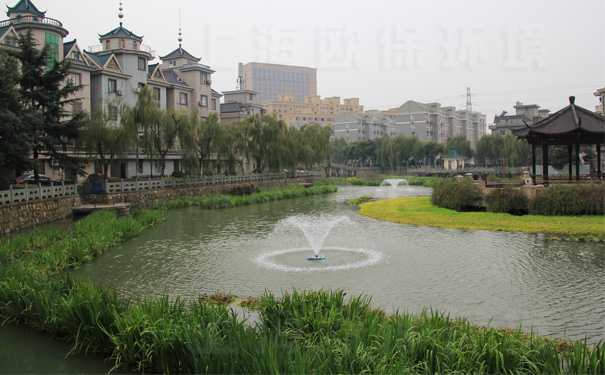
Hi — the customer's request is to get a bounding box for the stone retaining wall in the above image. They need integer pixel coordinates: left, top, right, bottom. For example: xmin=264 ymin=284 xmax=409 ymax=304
xmin=0 ymin=196 xmax=76 ymax=235
xmin=0 ymin=177 xmax=321 ymax=235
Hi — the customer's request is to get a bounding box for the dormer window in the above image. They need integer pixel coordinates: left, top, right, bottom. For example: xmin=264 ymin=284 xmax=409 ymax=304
xmin=71 ymin=51 xmax=80 ymax=60
xmin=118 ymin=39 xmax=125 ymax=49
xmin=105 ymin=40 xmax=111 ymax=50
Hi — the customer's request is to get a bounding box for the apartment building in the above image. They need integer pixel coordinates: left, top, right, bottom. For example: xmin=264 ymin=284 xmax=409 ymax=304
xmin=332 ymin=112 xmax=396 ymax=143
xmin=594 ymin=88 xmax=604 ymax=115
xmin=395 ymin=100 xmax=486 ymax=150
xmin=265 ymin=94 xmax=363 ymax=128
xmin=1 ymin=0 xmax=221 ymax=179
xmin=241 ymin=62 xmax=317 ymax=104
xmin=220 ymin=89 xmax=265 ymax=124
xmin=489 ymin=102 xmax=550 ymax=136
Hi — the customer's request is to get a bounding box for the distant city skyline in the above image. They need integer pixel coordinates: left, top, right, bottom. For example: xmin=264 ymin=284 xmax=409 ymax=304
xmin=3 ymin=0 xmax=603 ymax=124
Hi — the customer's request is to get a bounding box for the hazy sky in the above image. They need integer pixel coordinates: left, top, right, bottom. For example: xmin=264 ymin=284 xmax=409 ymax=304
xmin=6 ymin=0 xmax=604 ymax=123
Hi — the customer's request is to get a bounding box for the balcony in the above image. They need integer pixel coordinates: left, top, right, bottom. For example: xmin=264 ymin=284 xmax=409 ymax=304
xmin=0 ymin=15 xmax=63 ymax=28
xmin=87 ymin=43 xmax=156 ymax=58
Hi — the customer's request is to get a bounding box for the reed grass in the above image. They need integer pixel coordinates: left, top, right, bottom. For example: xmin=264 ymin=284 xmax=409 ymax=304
xmin=155 ymin=184 xmax=337 ymax=210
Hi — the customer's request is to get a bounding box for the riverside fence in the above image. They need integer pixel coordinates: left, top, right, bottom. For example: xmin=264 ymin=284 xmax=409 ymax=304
xmin=0 ymin=171 xmax=321 ymax=205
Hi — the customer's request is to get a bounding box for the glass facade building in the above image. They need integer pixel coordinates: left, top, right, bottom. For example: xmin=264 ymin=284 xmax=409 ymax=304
xmin=241 ymin=62 xmax=317 ymax=104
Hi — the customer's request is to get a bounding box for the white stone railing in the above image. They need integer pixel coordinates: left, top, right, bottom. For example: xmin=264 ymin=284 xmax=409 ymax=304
xmin=0 ymin=182 xmax=77 ymax=205
xmin=100 ymin=172 xmax=320 ymax=193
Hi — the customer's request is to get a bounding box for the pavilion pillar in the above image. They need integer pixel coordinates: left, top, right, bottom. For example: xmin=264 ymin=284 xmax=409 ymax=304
xmin=568 ymin=145 xmax=573 ymax=180
xmin=542 ymin=143 xmax=549 ymax=182
xmin=598 ymin=144 xmax=602 ymax=178
xmin=575 ymin=141 xmax=580 ymax=181
xmin=532 ymin=143 xmax=536 ymax=182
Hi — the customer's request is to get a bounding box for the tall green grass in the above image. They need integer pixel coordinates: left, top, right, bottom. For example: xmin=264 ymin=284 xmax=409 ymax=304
xmin=529 ymin=184 xmax=605 ymax=215
xmin=155 ymin=184 xmax=337 ymax=210
xmin=431 ymin=179 xmax=484 ymax=211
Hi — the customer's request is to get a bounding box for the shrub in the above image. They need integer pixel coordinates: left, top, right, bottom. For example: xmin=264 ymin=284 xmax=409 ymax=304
xmin=529 ymin=184 xmax=605 ymax=216
xmin=171 ymin=170 xmax=185 ymax=178
xmin=486 ymin=185 xmax=528 ymax=215
xmin=203 ymin=170 xmax=213 ymax=177
xmin=431 ymin=179 xmax=483 ymax=211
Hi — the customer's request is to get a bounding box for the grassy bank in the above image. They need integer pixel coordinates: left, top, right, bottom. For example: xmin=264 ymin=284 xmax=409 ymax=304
xmin=155 ymin=183 xmax=337 ymax=210
xmin=359 ymin=196 xmax=605 ymax=240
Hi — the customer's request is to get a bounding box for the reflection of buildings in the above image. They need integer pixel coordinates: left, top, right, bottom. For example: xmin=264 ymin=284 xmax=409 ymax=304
xmin=1 ymin=0 xmax=221 ymax=179
xmin=489 ymin=102 xmax=550 ymax=136
xmin=241 ymin=62 xmax=317 ymax=104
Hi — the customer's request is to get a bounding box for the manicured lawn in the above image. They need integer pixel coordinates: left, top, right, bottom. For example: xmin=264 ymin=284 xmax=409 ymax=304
xmin=359 ymin=197 xmax=605 ymax=240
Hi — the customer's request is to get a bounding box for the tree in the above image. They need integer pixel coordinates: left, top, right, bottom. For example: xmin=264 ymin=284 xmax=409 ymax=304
xmin=150 ymin=110 xmax=190 ymax=177
xmin=477 ymin=134 xmax=504 ymax=166
xmin=0 ymin=50 xmax=31 ymax=172
xmin=346 ymin=139 xmax=376 ymax=166
xmin=446 ymin=135 xmax=473 ymax=159
xmin=300 ymin=124 xmax=331 ymax=168
xmin=123 ymin=85 xmax=162 ymax=177
xmin=78 ymin=103 xmax=134 ymax=178
xmin=14 ymin=31 xmax=86 ymax=182
xmin=424 ymin=141 xmax=445 ymax=166
xmin=189 ymin=112 xmax=222 ymax=175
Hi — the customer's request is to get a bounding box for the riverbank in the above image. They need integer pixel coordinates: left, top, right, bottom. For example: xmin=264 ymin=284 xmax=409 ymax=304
xmin=358 ymin=196 xmax=605 ymax=241
xmin=1 ymin=188 xmax=603 ymax=373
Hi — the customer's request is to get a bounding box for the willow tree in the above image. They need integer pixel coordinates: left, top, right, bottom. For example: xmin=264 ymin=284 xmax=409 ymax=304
xmin=446 ymin=135 xmax=473 ymax=159
xmin=79 ymin=102 xmax=133 ymax=178
xmin=123 ymin=85 xmax=161 ymax=177
xmin=189 ymin=112 xmax=223 ymax=175
xmin=300 ymin=123 xmax=331 ymax=168
xmin=150 ymin=110 xmax=191 ymax=177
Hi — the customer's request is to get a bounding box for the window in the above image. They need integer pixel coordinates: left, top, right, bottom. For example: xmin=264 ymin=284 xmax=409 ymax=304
xmin=138 ymin=57 xmax=146 ymax=71
xmin=108 ymin=79 xmax=117 ymax=93
xmin=200 ymin=73 xmax=208 ymax=84
xmin=138 ymin=160 xmax=144 ymax=174
xmin=108 ymin=105 xmax=118 ymax=121
xmin=45 ymin=33 xmax=59 ymax=71
xmin=153 ymin=87 xmax=160 ymax=101
xmin=70 ymin=51 xmax=80 ymax=60
xmin=170 ymin=60 xmax=176 ymax=67
xmin=133 ymin=41 xmax=138 ymax=50
xmin=179 ymin=92 xmax=188 ymax=105
xmin=249 ymin=94 xmax=254 ymax=101
xmin=211 ymin=98 xmax=216 ymax=110
xmin=69 ymin=73 xmax=81 ymax=86
xmin=105 ymin=40 xmax=111 ymax=50
xmin=118 ymin=39 xmax=125 ymax=49
xmin=199 ymin=95 xmax=208 ymax=107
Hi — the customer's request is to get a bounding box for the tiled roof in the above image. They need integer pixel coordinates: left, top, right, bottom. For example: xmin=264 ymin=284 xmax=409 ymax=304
xmin=84 ymin=51 xmax=111 ymax=68
xmin=220 ymin=102 xmax=244 ymax=113
xmin=63 ymin=39 xmax=76 ymax=57
xmin=443 ymin=148 xmax=466 ymax=160
xmin=0 ymin=25 xmax=10 ymax=38
xmin=99 ymin=24 xmax=143 ymax=40
xmin=493 ymin=114 xmax=532 ymax=123
xmin=160 ymin=46 xmax=199 ymax=61
xmin=6 ymin=0 xmax=45 ymax=17
xmin=211 ymin=89 xmax=223 ymax=97
xmin=513 ymin=97 xmax=605 ymax=138
xmin=162 ymin=69 xmax=189 ymax=87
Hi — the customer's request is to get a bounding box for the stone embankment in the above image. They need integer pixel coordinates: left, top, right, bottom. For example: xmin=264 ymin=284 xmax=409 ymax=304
xmin=0 ymin=177 xmax=321 ymax=235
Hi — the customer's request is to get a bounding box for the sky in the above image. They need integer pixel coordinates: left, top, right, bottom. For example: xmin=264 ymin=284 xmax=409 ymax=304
xmin=5 ymin=0 xmax=604 ymax=125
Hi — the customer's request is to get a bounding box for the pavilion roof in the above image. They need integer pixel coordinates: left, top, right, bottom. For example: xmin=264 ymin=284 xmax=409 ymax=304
xmin=443 ymin=148 xmax=466 ymax=160
xmin=513 ymin=96 xmax=604 ymax=144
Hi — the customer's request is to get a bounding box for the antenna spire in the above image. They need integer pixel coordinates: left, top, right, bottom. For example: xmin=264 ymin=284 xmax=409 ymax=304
xmin=118 ymin=1 xmax=124 ymax=26
xmin=178 ymin=9 xmax=183 ymax=48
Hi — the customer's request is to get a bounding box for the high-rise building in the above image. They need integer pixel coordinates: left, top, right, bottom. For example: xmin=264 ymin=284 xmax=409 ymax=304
xmin=241 ymin=62 xmax=317 ymax=104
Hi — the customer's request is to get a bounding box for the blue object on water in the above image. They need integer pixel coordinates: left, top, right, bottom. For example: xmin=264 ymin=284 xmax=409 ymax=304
xmin=307 ymin=254 xmax=326 ymax=260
